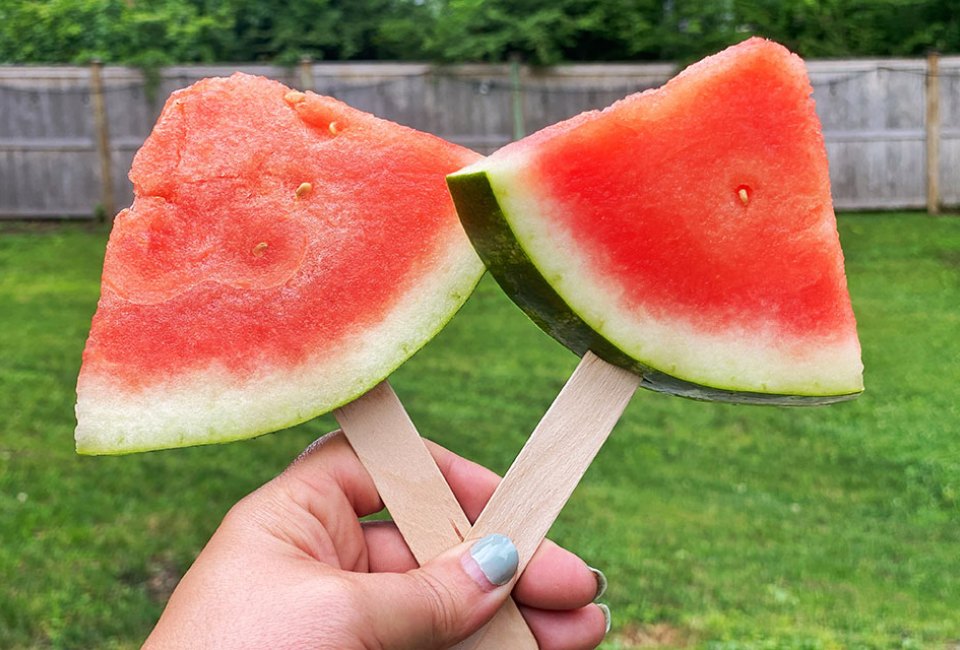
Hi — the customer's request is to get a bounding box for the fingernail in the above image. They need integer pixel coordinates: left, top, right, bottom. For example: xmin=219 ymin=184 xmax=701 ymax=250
xmin=588 ymin=565 xmax=607 ymax=601
xmin=597 ymin=603 xmax=612 ymax=635
xmin=464 ymin=534 xmax=519 ymax=588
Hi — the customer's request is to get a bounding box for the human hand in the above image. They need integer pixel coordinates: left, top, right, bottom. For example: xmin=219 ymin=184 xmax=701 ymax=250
xmin=143 ymin=431 xmax=609 ymax=649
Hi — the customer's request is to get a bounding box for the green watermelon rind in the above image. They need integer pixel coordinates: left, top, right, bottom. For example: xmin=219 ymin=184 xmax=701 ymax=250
xmin=447 ymin=169 xmax=862 ymax=406
xmin=75 ymin=239 xmax=484 ymax=455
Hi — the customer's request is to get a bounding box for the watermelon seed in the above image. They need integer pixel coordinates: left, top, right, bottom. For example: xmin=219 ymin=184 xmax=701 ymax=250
xmin=284 ymin=91 xmax=306 ymax=105
xmin=329 ymin=121 xmax=340 ymax=135
xmin=252 ymin=242 xmax=269 ymax=257
xmin=296 ymin=182 xmax=313 ymax=198
xmin=737 ymin=186 xmax=750 ymax=205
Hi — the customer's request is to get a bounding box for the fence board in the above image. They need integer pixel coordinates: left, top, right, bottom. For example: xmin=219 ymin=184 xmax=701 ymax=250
xmin=0 ymin=57 xmax=958 ymax=219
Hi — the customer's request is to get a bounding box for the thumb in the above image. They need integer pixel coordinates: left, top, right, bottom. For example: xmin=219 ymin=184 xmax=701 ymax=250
xmin=353 ymin=534 xmax=520 ymax=649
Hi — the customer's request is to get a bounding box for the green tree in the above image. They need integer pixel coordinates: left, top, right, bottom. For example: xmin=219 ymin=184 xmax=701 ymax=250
xmin=423 ymin=0 xmax=664 ymax=65
xmin=0 ymin=0 xmax=234 ymax=65
xmin=733 ymin=0 xmax=959 ymax=58
xmin=0 ymin=0 xmax=433 ymax=65
xmin=0 ymin=0 xmax=957 ymax=65
xmin=211 ymin=0 xmax=434 ymax=63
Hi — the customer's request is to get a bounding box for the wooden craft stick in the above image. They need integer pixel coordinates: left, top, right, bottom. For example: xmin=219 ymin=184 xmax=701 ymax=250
xmin=334 ymin=381 xmax=538 ymax=648
xmin=454 ymin=351 xmax=641 ymax=650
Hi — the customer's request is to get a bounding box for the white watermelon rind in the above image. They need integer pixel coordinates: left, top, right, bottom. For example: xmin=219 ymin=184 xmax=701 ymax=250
xmin=75 ymin=235 xmax=484 ymax=455
xmin=447 ymin=162 xmax=863 ymax=405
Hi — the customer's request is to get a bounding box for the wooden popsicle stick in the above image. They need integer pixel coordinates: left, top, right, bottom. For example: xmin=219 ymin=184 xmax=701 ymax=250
xmin=454 ymin=351 xmax=641 ymax=650
xmin=334 ymin=381 xmax=539 ymax=649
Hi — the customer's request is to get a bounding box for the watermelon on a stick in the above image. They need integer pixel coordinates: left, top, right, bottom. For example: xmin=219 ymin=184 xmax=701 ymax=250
xmin=76 ymin=73 xmax=485 ymax=454
xmin=76 ymin=74 xmax=536 ymax=647
xmin=446 ymin=38 xmax=864 ymax=631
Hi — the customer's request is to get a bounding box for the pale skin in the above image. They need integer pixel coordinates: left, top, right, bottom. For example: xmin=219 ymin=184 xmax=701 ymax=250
xmin=144 ymin=431 xmax=609 ymax=650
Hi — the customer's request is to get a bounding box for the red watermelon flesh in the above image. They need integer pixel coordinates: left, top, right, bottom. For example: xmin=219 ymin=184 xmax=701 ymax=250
xmin=448 ymin=38 xmax=862 ymax=403
xmin=76 ymin=73 xmax=483 ymax=454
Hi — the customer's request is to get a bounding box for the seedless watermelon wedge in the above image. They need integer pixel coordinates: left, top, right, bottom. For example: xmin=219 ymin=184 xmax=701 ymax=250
xmin=75 ymin=73 xmax=487 ymax=455
xmin=448 ymin=37 xmax=863 ymax=404
xmin=443 ymin=41 xmax=864 ymax=640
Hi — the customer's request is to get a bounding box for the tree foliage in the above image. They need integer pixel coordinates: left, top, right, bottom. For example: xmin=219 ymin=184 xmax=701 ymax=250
xmin=0 ymin=0 xmax=431 ymax=66
xmin=1 ymin=0 xmax=957 ymax=66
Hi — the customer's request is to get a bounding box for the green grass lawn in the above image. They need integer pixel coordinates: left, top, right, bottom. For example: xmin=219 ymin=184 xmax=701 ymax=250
xmin=1 ymin=213 xmax=958 ymax=649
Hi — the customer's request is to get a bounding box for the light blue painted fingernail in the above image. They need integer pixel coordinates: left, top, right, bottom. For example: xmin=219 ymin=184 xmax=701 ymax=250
xmin=469 ymin=534 xmax=519 ymax=586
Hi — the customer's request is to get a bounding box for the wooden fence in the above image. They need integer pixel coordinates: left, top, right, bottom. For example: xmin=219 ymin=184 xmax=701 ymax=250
xmin=0 ymin=56 xmax=958 ymax=219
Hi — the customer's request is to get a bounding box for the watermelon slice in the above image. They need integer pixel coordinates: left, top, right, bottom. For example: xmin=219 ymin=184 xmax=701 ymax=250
xmin=76 ymin=73 xmax=484 ymax=454
xmin=447 ymin=38 xmax=863 ymax=404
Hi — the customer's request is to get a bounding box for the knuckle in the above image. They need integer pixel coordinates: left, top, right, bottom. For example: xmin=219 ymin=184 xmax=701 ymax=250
xmin=412 ymin=571 xmax=462 ymax=641
xmin=314 ymin=579 xmax=373 ymax=649
xmin=220 ymin=488 xmax=286 ymax=537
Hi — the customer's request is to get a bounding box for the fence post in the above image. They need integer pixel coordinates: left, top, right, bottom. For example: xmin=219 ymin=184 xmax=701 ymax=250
xmin=926 ymin=51 xmax=941 ymax=215
xmin=509 ymin=54 xmax=525 ymax=141
xmin=90 ymin=59 xmax=116 ymax=223
xmin=299 ymin=56 xmax=315 ymax=92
